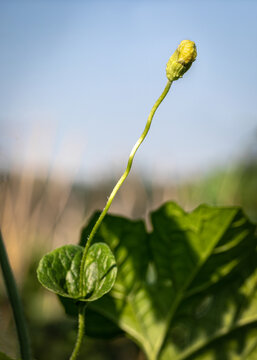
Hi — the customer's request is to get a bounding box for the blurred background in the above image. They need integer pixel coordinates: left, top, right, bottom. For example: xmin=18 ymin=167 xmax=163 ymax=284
xmin=0 ymin=0 xmax=256 ymax=359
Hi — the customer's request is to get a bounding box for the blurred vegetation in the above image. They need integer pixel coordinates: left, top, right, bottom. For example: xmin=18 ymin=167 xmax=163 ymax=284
xmin=0 ymin=155 xmax=256 ymax=359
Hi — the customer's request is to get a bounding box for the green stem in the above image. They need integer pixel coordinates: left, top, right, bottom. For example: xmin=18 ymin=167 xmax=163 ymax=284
xmin=0 ymin=229 xmax=32 ymax=360
xmin=69 ymin=303 xmax=86 ymax=360
xmin=79 ymin=80 xmax=172 ymax=292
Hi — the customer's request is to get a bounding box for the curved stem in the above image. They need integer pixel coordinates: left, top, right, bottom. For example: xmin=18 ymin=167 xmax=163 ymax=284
xmin=79 ymin=80 xmax=172 ymax=292
xmin=69 ymin=303 xmax=86 ymax=360
xmin=0 ymin=229 xmax=32 ymax=360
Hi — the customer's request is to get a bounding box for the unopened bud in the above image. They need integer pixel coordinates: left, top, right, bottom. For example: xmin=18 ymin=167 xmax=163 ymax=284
xmin=166 ymin=40 xmax=197 ymax=82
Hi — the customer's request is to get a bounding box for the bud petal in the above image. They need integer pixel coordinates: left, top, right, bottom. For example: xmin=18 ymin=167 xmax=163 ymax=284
xmin=166 ymin=40 xmax=197 ymax=82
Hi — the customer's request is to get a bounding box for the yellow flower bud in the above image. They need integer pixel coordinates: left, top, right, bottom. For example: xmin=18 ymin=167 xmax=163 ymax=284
xmin=166 ymin=40 xmax=197 ymax=82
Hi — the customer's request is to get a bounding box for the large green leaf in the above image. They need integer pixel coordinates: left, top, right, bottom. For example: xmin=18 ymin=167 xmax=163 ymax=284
xmin=159 ymin=265 xmax=257 ymax=359
xmin=62 ymin=202 xmax=256 ymax=359
xmin=152 ymin=203 xmax=257 ymax=360
xmin=37 ymin=243 xmax=117 ymax=301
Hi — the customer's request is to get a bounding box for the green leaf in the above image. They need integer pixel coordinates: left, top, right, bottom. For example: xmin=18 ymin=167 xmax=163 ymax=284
xmin=156 ymin=205 xmax=257 ymax=360
xmin=75 ymin=202 xmax=257 ymax=360
xmin=37 ymin=243 xmax=117 ymax=301
xmin=159 ymin=265 xmax=257 ymax=360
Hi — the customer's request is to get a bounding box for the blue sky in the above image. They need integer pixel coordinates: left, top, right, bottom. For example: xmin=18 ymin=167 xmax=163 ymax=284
xmin=1 ymin=0 xmax=257 ymax=183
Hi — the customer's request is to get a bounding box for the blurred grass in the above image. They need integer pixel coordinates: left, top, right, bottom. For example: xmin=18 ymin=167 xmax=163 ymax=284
xmin=0 ymin=157 xmax=256 ymax=359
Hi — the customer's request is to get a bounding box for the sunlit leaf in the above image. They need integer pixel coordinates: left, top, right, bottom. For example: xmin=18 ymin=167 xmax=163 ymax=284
xmin=61 ymin=202 xmax=257 ymax=359
xmin=37 ymin=243 xmax=117 ymax=301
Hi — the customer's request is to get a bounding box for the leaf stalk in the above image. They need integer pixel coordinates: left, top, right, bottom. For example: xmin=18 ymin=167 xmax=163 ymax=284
xmin=69 ymin=303 xmax=86 ymax=360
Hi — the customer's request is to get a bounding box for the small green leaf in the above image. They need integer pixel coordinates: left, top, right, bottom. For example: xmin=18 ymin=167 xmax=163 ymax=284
xmin=81 ymin=242 xmax=118 ymax=301
xmin=37 ymin=243 xmax=117 ymax=301
xmin=37 ymin=245 xmax=82 ymax=298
